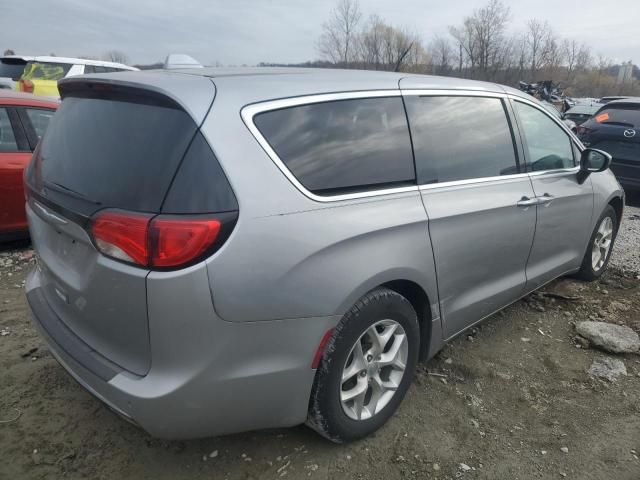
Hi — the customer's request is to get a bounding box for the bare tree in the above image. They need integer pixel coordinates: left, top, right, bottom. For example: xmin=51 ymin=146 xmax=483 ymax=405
xmin=318 ymin=0 xmax=362 ymax=65
xmin=449 ymin=0 xmax=511 ymax=79
xmin=3 ymin=49 xmax=15 ymax=56
xmin=525 ymin=19 xmax=552 ymax=79
xmin=102 ymin=50 xmax=130 ymax=65
xmin=430 ymin=36 xmax=453 ymax=74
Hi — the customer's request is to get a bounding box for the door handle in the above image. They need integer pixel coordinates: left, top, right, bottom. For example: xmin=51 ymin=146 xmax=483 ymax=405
xmin=537 ymin=193 xmax=554 ymax=205
xmin=517 ymin=196 xmax=539 ymax=207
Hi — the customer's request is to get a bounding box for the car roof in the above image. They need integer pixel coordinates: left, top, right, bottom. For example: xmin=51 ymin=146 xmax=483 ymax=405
xmin=566 ymin=104 xmax=601 ymax=115
xmin=0 ymin=89 xmax=59 ymax=107
xmin=1 ymin=55 xmax=137 ymax=70
xmin=65 ymin=67 xmax=536 ymax=107
xmin=604 ymin=97 xmax=640 ymax=106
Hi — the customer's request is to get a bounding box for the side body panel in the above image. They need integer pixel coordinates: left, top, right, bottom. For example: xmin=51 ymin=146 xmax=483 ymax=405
xmin=525 ymin=171 xmax=594 ymax=287
xmin=420 ymin=177 xmax=537 ymax=337
xmin=0 ymin=150 xmax=31 ymax=235
xmin=200 ymin=84 xmax=440 ymax=327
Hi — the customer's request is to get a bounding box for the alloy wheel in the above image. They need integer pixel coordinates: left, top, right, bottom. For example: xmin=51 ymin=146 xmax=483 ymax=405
xmin=591 ymin=216 xmax=613 ymax=272
xmin=340 ymin=319 xmax=408 ymax=421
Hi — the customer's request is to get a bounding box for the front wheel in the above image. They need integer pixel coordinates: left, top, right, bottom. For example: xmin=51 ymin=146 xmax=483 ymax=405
xmin=307 ymin=288 xmax=420 ymax=443
xmin=575 ymin=205 xmax=617 ymax=281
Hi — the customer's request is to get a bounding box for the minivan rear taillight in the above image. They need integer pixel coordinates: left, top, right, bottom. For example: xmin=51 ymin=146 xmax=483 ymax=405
xmin=91 ymin=210 xmax=232 ymax=269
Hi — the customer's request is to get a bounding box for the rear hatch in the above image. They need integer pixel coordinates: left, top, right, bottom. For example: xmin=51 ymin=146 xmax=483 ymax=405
xmin=578 ymin=103 xmax=640 ymax=181
xmin=25 ymin=76 xmax=235 ymax=376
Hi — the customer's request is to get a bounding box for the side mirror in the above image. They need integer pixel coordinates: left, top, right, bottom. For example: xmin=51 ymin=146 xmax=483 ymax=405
xmin=580 ymin=148 xmax=612 ymax=173
xmin=577 ymin=148 xmax=612 ymax=184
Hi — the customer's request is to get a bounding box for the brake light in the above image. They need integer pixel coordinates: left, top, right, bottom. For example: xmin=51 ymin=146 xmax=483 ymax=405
xmin=91 ymin=210 xmax=226 ymax=269
xmin=19 ymin=79 xmax=34 ymax=93
xmin=92 ymin=211 xmax=152 ymax=265
xmin=576 ymin=125 xmax=593 ymax=136
xmin=150 ymin=217 xmax=221 ymax=267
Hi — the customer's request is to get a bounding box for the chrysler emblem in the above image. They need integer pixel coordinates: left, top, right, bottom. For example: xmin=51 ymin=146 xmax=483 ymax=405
xmin=624 ymin=129 xmax=636 ymax=138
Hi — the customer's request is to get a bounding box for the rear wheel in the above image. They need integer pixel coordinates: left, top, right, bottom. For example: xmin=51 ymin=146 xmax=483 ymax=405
xmin=307 ymin=288 xmax=420 ymax=443
xmin=576 ymin=205 xmax=617 ymax=281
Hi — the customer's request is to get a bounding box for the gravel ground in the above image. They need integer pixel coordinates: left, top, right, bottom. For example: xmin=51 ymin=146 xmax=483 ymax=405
xmin=1 ymin=195 xmax=639 ymax=480
xmin=610 ymin=192 xmax=640 ymax=275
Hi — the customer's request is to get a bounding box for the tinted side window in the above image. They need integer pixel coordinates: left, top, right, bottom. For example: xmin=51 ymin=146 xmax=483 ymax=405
xmin=24 ymin=108 xmax=56 ymax=139
xmin=0 ymin=108 xmax=18 ymax=152
xmin=405 ymin=96 xmax=519 ymax=184
xmin=514 ymin=101 xmax=575 ymax=171
xmin=254 ymin=97 xmax=415 ymax=195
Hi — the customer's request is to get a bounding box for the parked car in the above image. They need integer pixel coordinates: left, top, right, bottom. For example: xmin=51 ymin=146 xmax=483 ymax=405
xmin=0 ymin=55 xmax=138 ymax=97
xmin=578 ymin=98 xmax=640 ymax=191
xmin=25 ymin=69 xmax=624 ymax=442
xmin=0 ymin=91 xmax=57 ymax=241
xmin=563 ymin=103 xmax=602 ymax=125
xmin=0 ymin=57 xmax=29 ymax=90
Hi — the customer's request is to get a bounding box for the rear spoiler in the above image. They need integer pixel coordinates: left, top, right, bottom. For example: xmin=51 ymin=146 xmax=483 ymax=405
xmin=58 ymin=71 xmax=216 ymax=125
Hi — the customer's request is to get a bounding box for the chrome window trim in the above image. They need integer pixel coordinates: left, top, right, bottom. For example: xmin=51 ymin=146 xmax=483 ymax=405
xmin=528 ymin=166 xmax=580 ymax=177
xmin=418 ymin=173 xmax=531 ymax=191
xmin=400 ymin=88 xmax=507 ymax=99
xmin=241 ymin=90 xmax=417 ymax=203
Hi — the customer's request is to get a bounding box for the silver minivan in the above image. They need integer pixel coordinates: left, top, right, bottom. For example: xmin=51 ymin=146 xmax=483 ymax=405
xmin=25 ymin=68 xmax=624 ymax=442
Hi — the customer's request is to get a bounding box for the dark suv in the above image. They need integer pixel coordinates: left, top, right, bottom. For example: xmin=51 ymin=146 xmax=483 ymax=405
xmin=578 ymin=98 xmax=640 ymax=191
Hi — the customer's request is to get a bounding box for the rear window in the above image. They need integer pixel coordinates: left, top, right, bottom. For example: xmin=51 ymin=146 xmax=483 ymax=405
xmin=254 ymin=97 xmax=415 ymax=195
xmin=0 ymin=59 xmax=27 ymax=80
xmin=28 ymin=94 xmax=198 ymax=214
xmin=594 ymin=105 xmax=640 ymax=128
xmin=23 ymin=62 xmax=72 ymax=81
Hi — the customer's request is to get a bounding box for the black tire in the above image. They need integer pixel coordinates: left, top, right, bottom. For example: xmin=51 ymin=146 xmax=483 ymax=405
xmin=306 ymin=287 xmax=420 ymax=443
xmin=575 ymin=205 xmax=618 ymax=281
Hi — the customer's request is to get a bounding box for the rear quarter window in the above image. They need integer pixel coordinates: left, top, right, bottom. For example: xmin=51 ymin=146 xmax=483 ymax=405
xmin=253 ymin=97 xmax=415 ymax=195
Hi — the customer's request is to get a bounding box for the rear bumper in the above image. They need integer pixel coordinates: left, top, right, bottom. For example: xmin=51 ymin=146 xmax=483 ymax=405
xmin=26 ymin=266 xmax=340 ymax=439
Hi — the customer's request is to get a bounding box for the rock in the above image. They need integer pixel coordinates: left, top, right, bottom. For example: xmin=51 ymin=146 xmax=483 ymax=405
xmin=459 ymin=463 xmax=472 ymax=471
xmin=560 ymin=447 xmax=569 ymax=454
xmin=575 ymin=321 xmax=640 ymax=354
xmin=470 ymin=419 xmax=479 ymax=429
xmin=444 ymin=357 xmax=453 ymax=365
xmin=521 ymin=337 xmax=531 ymax=342
xmin=432 ymin=463 xmax=440 ymax=471
xmin=574 ymin=335 xmax=590 ymax=348
xmin=588 ymin=356 xmax=627 ymax=382
xmin=209 ymin=450 xmax=218 ymax=458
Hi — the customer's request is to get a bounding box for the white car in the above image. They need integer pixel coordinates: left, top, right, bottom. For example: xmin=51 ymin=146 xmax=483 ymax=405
xmin=0 ymin=55 xmax=138 ymax=92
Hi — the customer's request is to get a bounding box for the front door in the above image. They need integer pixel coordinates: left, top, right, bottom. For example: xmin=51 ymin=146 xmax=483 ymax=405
xmin=511 ymin=100 xmax=594 ymax=289
xmin=403 ymin=93 xmax=537 ymax=337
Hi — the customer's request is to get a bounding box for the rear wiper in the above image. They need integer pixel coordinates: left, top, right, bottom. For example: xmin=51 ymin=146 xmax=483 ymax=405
xmin=43 ymin=181 xmax=102 ymax=205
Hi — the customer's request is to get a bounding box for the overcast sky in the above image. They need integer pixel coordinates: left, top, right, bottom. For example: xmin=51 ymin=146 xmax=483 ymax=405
xmin=3 ymin=0 xmax=639 ymax=66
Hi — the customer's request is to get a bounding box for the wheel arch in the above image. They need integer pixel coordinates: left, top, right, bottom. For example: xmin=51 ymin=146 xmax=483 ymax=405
xmin=608 ymin=195 xmax=624 ymax=231
xmin=382 ymin=279 xmax=434 ymax=360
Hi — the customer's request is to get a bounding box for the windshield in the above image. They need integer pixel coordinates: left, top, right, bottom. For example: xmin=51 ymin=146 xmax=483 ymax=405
xmin=22 ymin=61 xmax=72 ymax=81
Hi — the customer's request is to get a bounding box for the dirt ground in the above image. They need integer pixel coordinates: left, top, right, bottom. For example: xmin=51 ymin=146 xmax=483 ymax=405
xmin=1 ymin=218 xmax=640 ymax=480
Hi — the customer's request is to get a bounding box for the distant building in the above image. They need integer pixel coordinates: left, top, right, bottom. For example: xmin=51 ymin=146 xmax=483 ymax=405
xmin=617 ymin=61 xmax=633 ymax=84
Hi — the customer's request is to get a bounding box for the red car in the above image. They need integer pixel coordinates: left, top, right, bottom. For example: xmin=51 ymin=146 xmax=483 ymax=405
xmin=0 ymin=91 xmax=58 ymax=241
